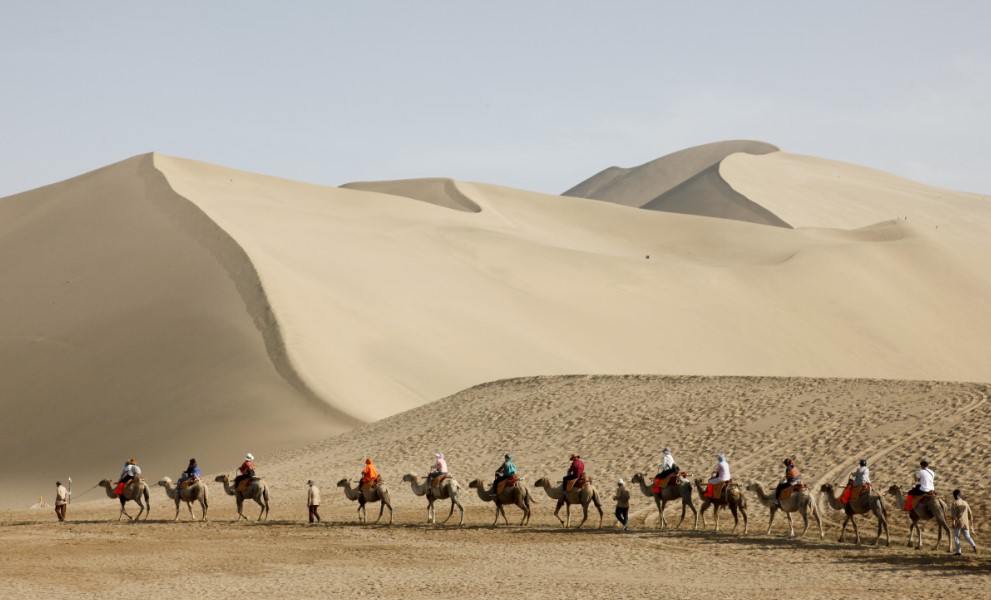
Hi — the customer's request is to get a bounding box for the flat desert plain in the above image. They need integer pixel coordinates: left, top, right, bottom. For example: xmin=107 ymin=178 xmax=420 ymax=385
xmin=2 ymin=376 xmax=988 ymax=599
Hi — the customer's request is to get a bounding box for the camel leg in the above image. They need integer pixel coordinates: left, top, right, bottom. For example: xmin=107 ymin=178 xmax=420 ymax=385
xmin=553 ymin=499 xmax=566 ymax=526
xmin=201 ymin=498 xmax=208 ymax=522
xmin=740 ymin=504 xmax=748 ymax=534
xmin=576 ymin=502 xmax=589 ymax=529
xmin=500 ymin=503 xmax=510 ymax=526
xmin=786 ymin=511 xmax=795 ymax=537
xmin=798 ymin=510 xmax=808 ymax=538
xmin=655 ymin=498 xmax=664 ymax=529
xmin=387 ymin=501 xmax=394 ymax=525
xmin=456 ymin=497 xmax=465 ymax=526
xmin=838 ymin=514 xmax=850 ymax=542
xmin=766 ymin=507 xmax=777 ymax=535
xmin=688 ymin=498 xmax=699 ymax=530
xmin=375 ymin=501 xmax=386 ymax=525
xmin=119 ymin=498 xmax=132 ymax=522
xmin=713 ymin=506 xmax=720 ymax=532
xmin=676 ymin=499 xmax=687 ymax=529
xmin=256 ymin=498 xmax=265 ymax=521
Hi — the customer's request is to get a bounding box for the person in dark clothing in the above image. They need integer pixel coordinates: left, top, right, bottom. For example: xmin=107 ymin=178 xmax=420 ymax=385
xmin=614 ymin=478 xmax=630 ymax=530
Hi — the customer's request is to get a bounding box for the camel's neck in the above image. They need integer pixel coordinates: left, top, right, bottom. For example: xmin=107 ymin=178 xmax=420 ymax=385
xmin=751 ymin=484 xmax=771 ymax=505
xmin=345 ymin=483 xmax=361 ymax=500
xmin=541 ymin=481 xmax=564 ymax=499
xmin=102 ymin=485 xmax=115 ymax=499
xmin=891 ymin=489 xmax=905 ymax=507
xmin=823 ymin=487 xmax=844 ymax=509
xmin=407 ymin=477 xmax=428 ymax=496
xmin=635 ymin=475 xmax=653 ymax=497
xmin=221 ymin=479 xmax=236 ymax=496
xmin=472 ymin=481 xmax=493 ymax=502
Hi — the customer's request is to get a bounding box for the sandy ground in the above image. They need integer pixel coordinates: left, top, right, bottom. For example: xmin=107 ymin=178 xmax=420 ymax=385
xmin=4 ymin=376 xmax=988 ymax=598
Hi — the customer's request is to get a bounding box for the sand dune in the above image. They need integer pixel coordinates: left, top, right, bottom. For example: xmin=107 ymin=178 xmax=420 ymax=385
xmin=563 ymin=139 xmax=779 ymax=208
xmin=0 ymin=155 xmax=356 ymax=508
xmin=3 ymin=147 xmax=991 ymax=510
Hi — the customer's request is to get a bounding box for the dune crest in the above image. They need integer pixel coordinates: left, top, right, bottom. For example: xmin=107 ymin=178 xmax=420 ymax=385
xmin=342 ymin=178 xmax=482 ymax=213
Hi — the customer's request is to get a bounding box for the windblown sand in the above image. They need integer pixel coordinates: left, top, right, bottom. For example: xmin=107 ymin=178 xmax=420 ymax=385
xmin=2 ymin=376 xmax=988 ymax=599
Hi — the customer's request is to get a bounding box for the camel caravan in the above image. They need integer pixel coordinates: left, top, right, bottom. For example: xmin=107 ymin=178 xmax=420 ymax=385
xmin=88 ymin=452 xmax=978 ymax=554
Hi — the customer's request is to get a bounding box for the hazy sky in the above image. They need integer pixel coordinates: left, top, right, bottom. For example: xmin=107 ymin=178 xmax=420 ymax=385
xmin=2 ymin=2 xmax=989 ymax=198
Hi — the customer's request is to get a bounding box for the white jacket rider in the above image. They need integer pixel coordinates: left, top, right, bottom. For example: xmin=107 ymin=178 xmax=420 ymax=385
xmin=709 ymin=455 xmax=731 ymax=484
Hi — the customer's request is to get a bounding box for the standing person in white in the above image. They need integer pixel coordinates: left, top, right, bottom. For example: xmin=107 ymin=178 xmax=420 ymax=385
xmin=54 ymin=481 xmax=69 ymax=522
xmin=306 ymin=480 xmax=321 ymax=524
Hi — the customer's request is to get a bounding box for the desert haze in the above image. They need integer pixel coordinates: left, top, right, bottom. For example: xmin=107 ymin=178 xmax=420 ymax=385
xmin=1 ymin=141 xmax=989 ymax=598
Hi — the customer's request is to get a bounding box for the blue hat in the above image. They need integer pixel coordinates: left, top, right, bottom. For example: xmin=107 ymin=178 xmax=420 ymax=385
xmin=717 ymin=455 xmax=725 ymax=462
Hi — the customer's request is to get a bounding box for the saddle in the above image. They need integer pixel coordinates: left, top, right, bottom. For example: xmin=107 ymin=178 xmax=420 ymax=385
xmin=903 ymin=490 xmax=936 ymax=512
xmin=779 ymin=483 xmax=805 ymax=503
xmin=114 ymin=477 xmax=142 ymax=497
xmin=431 ymin=474 xmax=448 ymax=488
xmin=653 ymin=471 xmax=687 ymax=493
xmin=845 ymin=483 xmax=870 ymax=504
xmin=237 ymin=477 xmax=260 ymax=492
xmin=706 ymin=480 xmax=733 ymax=504
xmin=180 ymin=478 xmax=198 ymax=489
xmin=361 ymin=477 xmax=381 ymax=491
xmin=566 ymin=475 xmax=590 ymax=492
xmin=496 ymin=475 xmax=518 ymax=495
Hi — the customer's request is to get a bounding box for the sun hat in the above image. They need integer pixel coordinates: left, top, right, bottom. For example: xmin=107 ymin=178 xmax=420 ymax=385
xmin=617 ymin=478 xmax=625 ymax=485
xmin=246 ymin=453 xmax=254 ymax=461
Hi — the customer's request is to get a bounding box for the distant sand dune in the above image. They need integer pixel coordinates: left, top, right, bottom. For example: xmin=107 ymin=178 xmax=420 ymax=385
xmin=564 ymin=139 xmax=779 ymax=208
xmin=342 ymin=178 xmax=482 ymax=213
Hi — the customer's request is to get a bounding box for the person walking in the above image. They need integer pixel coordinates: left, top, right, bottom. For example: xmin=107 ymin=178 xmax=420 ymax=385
xmin=614 ymin=478 xmax=631 ymax=531
xmin=307 ymin=480 xmax=321 ymax=524
xmin=55 ymin=481 xmax=69 ymax=522
xmin=951 ymin=489 xmax=978 ymax=555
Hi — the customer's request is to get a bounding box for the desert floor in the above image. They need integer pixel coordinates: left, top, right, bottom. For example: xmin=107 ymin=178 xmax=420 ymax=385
xmin=3 ymin=375 xmax=989 ymax=598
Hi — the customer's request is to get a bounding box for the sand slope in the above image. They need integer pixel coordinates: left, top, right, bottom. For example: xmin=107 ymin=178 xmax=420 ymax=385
xmin=0 ymin=155 xmax=355 ymax=508
xmin=563 ymin=140 xmax=779 ymax=209
xmin=156 ymin=154 xmax=991 ymax=425
xmin=4 ymin=149 xmax=991 ymax=508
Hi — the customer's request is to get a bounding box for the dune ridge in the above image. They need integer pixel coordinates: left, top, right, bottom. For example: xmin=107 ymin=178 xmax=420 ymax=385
xmin=0 ymin=155 xmax=354 ymax=508
xmin=341 ymin=178 xmax=482 ymax=213
xmin=564 ymin=140 xmax=779 ymax=207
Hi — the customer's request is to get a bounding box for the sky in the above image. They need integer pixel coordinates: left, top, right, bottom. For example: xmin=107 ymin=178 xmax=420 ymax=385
xmin=2 ymin=2 xmax=990 ymax=198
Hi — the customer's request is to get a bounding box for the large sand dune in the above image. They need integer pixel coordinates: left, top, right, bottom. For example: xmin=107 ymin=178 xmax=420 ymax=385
xmin=2 ymin=146 xmax=990 ymax=509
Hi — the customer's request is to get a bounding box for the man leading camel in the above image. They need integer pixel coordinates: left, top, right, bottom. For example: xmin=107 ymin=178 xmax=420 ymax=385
xmin=951 ymin=489 xmax=978 ymax=555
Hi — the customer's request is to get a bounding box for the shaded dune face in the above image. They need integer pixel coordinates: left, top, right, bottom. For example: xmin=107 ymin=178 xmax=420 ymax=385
xmin=0 ymin=155 xmax=355 ymax=508
xmin=342 ymin=178 xmax=481 ymax=213
xmin=563 ymin=140 xmax=780 ymax=211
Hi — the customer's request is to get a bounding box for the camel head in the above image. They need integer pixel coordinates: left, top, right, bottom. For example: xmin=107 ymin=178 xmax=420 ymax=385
xmin=214 ymin=474 xmax=230 ymax=484
xmin=158 ymin=477 xmax=173 ymax=487
xmin=468 ymin=480 xmax=480 ymax=489
xmin=534 ymin=477 xmax=549 ymax=487
xmin=336 ymin=478 xmax=349 ymax=487
xmin=402 ymin=473 xmax=416 ymax=483
xmin=98 ymin=479 xmax=112 ymax=488
xmin=819 ymin=483 xmax=834 ymax=494
xmin=745 ymin=482 xmax=760 ymax=493
xmin=886 ymin=484 xmax=902 ymax=496
xmin=630 ymin=473 xmax=644 ymax=485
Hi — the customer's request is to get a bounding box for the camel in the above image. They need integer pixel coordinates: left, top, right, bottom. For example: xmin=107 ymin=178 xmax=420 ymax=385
xmin=886 ymin=485 xmax=953 ymax=552
xmin=158 ymin=477 xmax=209 ymax=522
xmin=402 ymin=473 xmax=465 ymax=525
xmin=533 ymin=477 xmax=603 ymax=528
xmin=468 ymin=478 xmax=534 ymax=526
xmin=819 ymin=483 xmax=889 ymax=546
xmin=746 ymin=482 xmax=823 ymax=538
xmin=98 ymin=478 xmax=150 ymax=521
xmin=336 ymin=478 xmax=394 ymax=524
xmin=214 ymin=474 xmax=270 ymax=521
xmin=692 ymin=478 xmax=748 ymax=533
xmin=630 ymin=472 xmax=698 ymax=530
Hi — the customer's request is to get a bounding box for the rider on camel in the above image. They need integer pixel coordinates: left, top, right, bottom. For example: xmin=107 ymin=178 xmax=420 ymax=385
xmin=427 ymin=453 xmax=448 ymax=486
xmin=904 ymin=459 xmax=935 ymax=511
xmin=841 ymin=459 xmax=870 ymax=503
xmin=774 ymin=458 xmax=801 ymax=506
xmin=177 ymin=458 xmax=201 ymax=487
xmin=656 ymin=447 xmax=678 ymax=483
xmin=491 ymin=453 xmax=517 ymax=493
xmin=706 ymin=455 xmax=731 ymax=499
xmin=234 ymin=453 xmax=255 ymax=489
xmin=562 ymin=452 xmax=584 ymax=489
xmin=360 ymin=457 xmax=379 ymax=487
